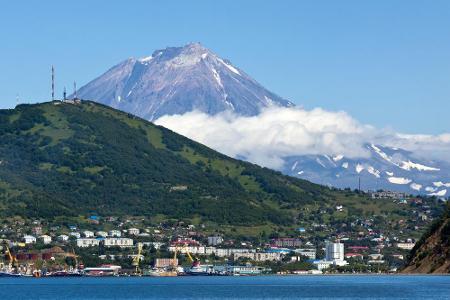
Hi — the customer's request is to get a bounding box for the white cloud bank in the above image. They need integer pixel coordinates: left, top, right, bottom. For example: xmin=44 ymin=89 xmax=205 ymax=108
xmin=155 ymin=106 xmax=450 ymax=169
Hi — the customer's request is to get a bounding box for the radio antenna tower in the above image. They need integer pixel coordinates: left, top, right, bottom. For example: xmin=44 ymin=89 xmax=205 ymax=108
xmin=73 ymin=81 xmax=77 ymax=99
xmin=51 ymin=65 xmax=55 ymax=100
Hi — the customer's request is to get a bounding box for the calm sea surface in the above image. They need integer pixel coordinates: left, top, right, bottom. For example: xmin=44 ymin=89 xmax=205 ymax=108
xmin=0 ymin=275 xmax=449 ymax=300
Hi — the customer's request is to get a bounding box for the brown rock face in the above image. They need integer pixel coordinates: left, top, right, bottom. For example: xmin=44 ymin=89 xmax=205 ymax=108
xmin=403 ymin=205 xmax=450 ymax=274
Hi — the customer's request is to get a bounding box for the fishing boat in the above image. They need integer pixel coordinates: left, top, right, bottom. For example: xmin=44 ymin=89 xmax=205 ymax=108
xmin=147 ymin=268 xmax=178 ymax=277
xmin=185 ymin=261 xmax=213 ymax=276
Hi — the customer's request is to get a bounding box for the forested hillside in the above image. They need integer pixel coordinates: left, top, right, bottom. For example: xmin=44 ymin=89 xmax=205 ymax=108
xmin=0 ymin=100 xmax=337 ymax=226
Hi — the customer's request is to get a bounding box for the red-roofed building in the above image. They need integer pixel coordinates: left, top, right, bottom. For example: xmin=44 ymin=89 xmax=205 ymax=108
xmin=345 ymin=253 xmax=364 ymax=259
xmin=347 ymin=246 xmax=369 ymax=252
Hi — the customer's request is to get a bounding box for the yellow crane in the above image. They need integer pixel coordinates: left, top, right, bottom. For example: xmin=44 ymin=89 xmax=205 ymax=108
xmin=171 ymin=244 xmax=193 ymax=268
xmin=2 ymin=244 xmax=17 ymax=272
xmin=132 ymin=242 xmax=143 ymax=275
xmin=5 ymin=245 xmax=15 ymax=270
xmin=182 ymin=244 xmax=195 ymax=263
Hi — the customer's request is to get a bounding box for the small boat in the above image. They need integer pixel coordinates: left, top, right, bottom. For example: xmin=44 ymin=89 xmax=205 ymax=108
xmin=0 ymin=271 xmax=23 ymax=277
xmin=45 ymin=270 xmax=83 ymax=277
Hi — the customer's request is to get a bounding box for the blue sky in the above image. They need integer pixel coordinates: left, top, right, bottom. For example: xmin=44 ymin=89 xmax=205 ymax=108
xmin=0 ymin=0 xmax=449 ymax=134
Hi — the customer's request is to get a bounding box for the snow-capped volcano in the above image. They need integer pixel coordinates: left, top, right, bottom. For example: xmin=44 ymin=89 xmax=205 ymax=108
xmin=76 ymin=43 xmax=293 ymax=120
xmin=76 ymin=43 xmax=450 ymax=196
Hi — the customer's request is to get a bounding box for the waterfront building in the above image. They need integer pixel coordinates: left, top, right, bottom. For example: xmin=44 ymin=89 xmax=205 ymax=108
xmin=168 ymin=245 xmax=205 ymax=255
xmin=294 ymin=248 xmax=317 ymax=259
xmin=313 ymin=241 xmax=348 ymax=271
xmin=127 ymin=228 xmax=140 ymax=235
xmin=395 ymin=242 xmax=415 ymax=250
xmin=108 ymin=230 xmax=122 ymax=237
xmin=370 ymin=191 xmax=409 ymax=200
xmin=40 ymin=235 xmax=52 ymax=245
xmin=207 ymin=236 xmax=224 ymax=246
xmin=77 ymin=238 xmax=100 ymax=248
xmin=58 ymin=234 xmax=69 ymax=242
xmin=226 ymin=265 xmax=265 ymax=275
xmin=83 ymin=230 xmax=95 ymax=238
xmin=142 ymin=241 xmax=165 ymax=249
xmin=154 ymin=258 xmax=178 ymax=268
xmin=32 ymin=226 xmax=43 ymax=235
xmin=23 ymin=235 xmax=36 ymax=244
xmin=104 ymin=238 xmax=134 ymax=248
xmin=213 ymin=248 xmax=255 ymax=257
xmin=271 ymin=238 xmax=302 ymax=248
xmin=96 ymin=231 xmax=108 ymax=237
xmin=234 ymin=252 xmax=284 ymax=262
xmin=69 ymin=232 xmax=81 ymax=238
xmin=313 ymin=260 xmax=333 ymax=271
xmin=325 ymin=241 xmax=345 ymax=261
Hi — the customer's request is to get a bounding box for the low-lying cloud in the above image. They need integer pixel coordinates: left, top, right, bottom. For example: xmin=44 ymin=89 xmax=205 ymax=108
xmin=155 ymin=106 xmax=450 ymax=169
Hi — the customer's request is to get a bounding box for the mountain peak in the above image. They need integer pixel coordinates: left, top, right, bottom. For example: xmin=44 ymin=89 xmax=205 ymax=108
xmin=76 ymin=44 xmax=293 ymax=120
xmin=140 ymin=42 xmax=210 ymax=64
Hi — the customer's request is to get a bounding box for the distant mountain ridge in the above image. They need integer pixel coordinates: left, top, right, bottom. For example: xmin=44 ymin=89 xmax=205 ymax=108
xmin=76 ymin=43 xmax=293 ymax=120
xmin=283 ymin=143 xmax=450 ymax=196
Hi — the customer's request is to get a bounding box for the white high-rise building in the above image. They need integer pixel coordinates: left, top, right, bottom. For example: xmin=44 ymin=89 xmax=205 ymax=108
xmin=315 ymin=241 xmax=347 ymax=271
xmin=325 ymin=241 xmax=345 ymax=261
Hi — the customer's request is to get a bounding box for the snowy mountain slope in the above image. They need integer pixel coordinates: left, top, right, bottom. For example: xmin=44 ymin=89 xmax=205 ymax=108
xmin=283 ymin=144 xmax=450 ymax=196
xmin=76 ymin=43 xmax=293 ymax=120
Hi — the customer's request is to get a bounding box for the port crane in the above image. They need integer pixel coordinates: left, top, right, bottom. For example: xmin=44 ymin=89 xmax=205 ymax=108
xmin=5 ymin=245 xmax=17 ymax=271
xmin=1 ymin=243 xmax=18 ymax=274
xmin=182 ymin=244 xmax=195 ymax=264
xmin=132 ymin=242 xmax=143 ymax=275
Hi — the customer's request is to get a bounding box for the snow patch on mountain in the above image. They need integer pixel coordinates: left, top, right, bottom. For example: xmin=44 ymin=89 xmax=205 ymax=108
xmin=428 ymin=189 xmax=447 ymax=197
xmin=323 ymin=155 xmax=337 ymax=166
xmin=433 ymin=181 xmax=450 ymax=188
xmin=356 ymin=164 xmax=364 ymax=173
xmin=316 ymin=158 xmax=326 ymax=168
xmin=342 ymin=162 xmax=349 ymax=169
xmin=399 ymin=160 xmax=440 ymax=172
xmin=211 ymin=68 xmax=223 ymax=89
xmin=333 ymin=155 xmax=344 ymax=162
xmin=425 ymin=186 xmax=437 ymax=192
xmin=139 ymin=55 xmax=153 ymax=63
xmin=410 ymin=183 xmax=422 ymax=191
xmin=367 ymin=166 xmax=381 ymax=178
xmin=371 ymin=144 xmax=395 ymax=165
xmin=388 ymin=177 xmax=412 ymax=185
xmin=216 ymin=57 xmax=241 ymax=75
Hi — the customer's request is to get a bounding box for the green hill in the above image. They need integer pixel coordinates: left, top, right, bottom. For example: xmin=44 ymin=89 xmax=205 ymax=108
xmin=0 ymin=100 xmax=336 ymax=225
xmin=0 ymin=100 xmax=442 ymax=237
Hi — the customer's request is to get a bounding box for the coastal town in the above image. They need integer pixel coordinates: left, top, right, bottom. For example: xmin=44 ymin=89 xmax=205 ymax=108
xmin=0 ymin=191 xmax=444 ymax=277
